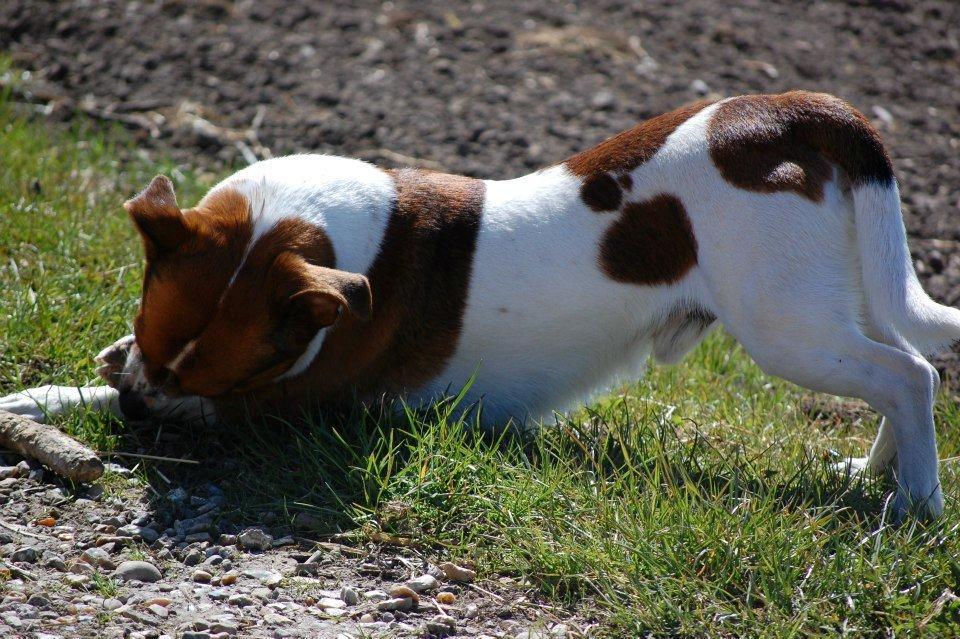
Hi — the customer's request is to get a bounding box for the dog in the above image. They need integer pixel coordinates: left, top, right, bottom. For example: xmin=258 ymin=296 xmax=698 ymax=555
xmin=3 ymin=91 xmax=959 ymax=518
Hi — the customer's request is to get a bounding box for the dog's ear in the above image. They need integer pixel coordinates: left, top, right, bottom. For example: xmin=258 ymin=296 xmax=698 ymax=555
xmin=124 ymin=175 xmax=188 ymax=256
xmin=270 ymin=254 xmax=372 ymax=354
xmin=289 ymin=264 xmax=372 ymax=328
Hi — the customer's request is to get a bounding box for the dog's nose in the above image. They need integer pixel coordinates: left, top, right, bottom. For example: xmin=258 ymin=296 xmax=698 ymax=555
xmin=118 ymin=390 xmax=150 ymax=421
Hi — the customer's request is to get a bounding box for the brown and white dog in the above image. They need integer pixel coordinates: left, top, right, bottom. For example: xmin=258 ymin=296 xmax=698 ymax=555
xmin=3 ymin=91 xmax=959 ymax=517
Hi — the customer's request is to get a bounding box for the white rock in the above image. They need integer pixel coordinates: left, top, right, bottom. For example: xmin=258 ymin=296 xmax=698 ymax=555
xmin=405 ymin=574 xmax=439 ymax=593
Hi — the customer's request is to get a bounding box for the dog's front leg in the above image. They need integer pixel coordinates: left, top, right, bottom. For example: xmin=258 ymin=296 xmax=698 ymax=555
xmin=0 ymin=334 xmax=133 ymax=423
xmin=0 ymin=384 xmax=120 ymax=423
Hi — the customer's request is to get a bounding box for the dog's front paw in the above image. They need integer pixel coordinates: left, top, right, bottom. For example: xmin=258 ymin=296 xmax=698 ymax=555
xmin=0 ymin=385 xmax=66 ymax=423
xmin=95 ymin=334 xmax=135 ymax=388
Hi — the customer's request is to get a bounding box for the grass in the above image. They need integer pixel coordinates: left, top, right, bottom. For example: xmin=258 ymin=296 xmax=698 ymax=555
xmin=1 ymin=73 xmax=960 ymax=638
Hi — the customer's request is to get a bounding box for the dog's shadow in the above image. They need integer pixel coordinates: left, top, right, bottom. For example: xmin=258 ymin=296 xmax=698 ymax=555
xmin=79 ymin=398 xmax=922 ymax=548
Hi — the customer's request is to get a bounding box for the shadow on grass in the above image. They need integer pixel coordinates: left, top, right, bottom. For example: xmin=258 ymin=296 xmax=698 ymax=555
xmin=74 ymin=385 xmax=904 ymax=550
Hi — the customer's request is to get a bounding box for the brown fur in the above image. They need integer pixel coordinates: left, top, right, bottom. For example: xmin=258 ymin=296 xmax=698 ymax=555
xmin=599 ymin=194 xmax=698 ymax=285
xmin=565 ymin=100 xmax=714 ymax=176
xmin=580 ymin=172 xmax=623 ymax=212
xmin=131 ymin=188 xmax=253 ymax=382
xmin=707 ymin=91 xmax=894 ymax=201
xmin=170 ymin=218 xmax=341 ymax=397
xmin=222 ymin=168 xmax=486 ymax=416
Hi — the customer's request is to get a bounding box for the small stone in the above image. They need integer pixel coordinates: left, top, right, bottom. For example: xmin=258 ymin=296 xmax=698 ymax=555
xmin=439 ymin=562 xmax=476 ymax=583
xmin=210 ymin=620 xmax=238 ymax=634
xmin=103 ymin=598 xmax=123 ymax=611
xmin=219 ymin=571 xmax=239 ymax=585
xmin=115 ymin=560 xmax=162 ymax=583
xmin=147 ymin=604 xmax=168 ymax=618
xmin=117 ymin=525 xmax=160 ymax=544
xmin=436 ymin=592 xmax=456 ymax=605
xmin=339 ymin=586 xmax=359 ymax=606
xmin=218 ymin=534 xmax=238 ymax=546
xmin=185 ymin=532 xmax=212 ymax=544
xmin=192 ymin=569 xmax=213 ymax=583
xmin=81 ymin=547 xmax=116 ymax=570
xmin=182 ymin=634 xmax=213 ymax=639
xmin=425 ymin=614 xmax=457 ymax=637
xmin=377 ymin=597 xmax=414 ymax=612
xmin=238 ymin=528 xmax=272 ymax=551
xmin=66 ymin=574 xmax=90 ymax=588
xmin=317 ymin=597 xmax=345 ymax=609
xmin=0 ymin=466 xmax=20 ymax=480
xmin=26 ymin=594 xmax=50 ymax=608
xmin=208 ymin=588 xmax=231 ymax=601
xmin=388 ymin=585 xmax=419 ymax=605
xmin=35 ymin=517 xmax=56 ymax=527
xmin=364 ymin=589 xmax=388 ymax=601
xmin=228 ymin=593 xmax=254 ymax=607
xmin=464 ymin=603 xmax=479 ymax=619
xmin=243 ymin=568 xmax=282 ymax=587
xmin=405 ymin=574 xmax=439 ymax=593
xmin=10 ymin=547 xmax=38 ymax=563
xmin=359 ymin=613 xmax=376 ymax=623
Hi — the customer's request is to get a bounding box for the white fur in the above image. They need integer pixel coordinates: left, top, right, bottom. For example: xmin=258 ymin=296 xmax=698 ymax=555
xmin=5 ymin=102 xmax=959 ymax=518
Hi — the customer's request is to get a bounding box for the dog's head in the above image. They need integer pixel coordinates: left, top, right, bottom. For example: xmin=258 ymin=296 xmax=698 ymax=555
xmin=119 ymin=175 xmax=371 ymax=409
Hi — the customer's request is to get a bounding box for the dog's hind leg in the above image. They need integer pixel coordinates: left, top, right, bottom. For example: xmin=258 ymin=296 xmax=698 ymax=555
xmin=728 ymin=313 xmax=942 ymax=518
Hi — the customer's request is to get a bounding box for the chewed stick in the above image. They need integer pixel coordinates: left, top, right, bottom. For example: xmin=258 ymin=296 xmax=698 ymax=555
xmin=0 ymin=409 xmax=103 ymax=483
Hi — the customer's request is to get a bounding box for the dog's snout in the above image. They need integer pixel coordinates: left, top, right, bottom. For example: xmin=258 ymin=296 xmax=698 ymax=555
xmin=118 ymin=389 xmax=150 ymax=421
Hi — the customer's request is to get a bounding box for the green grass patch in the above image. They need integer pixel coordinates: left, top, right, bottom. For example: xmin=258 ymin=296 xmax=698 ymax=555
xmin=1 ymin=81 xmax=959 ymax=638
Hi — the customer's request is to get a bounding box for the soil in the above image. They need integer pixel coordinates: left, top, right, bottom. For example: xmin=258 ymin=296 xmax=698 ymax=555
xmin=0 ymin=2 xmax=959 ymax=636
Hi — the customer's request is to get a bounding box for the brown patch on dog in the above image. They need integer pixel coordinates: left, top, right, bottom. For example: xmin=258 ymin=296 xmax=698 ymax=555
xmin=600 ymin=194 xmax=698 ymax=285
xmin=566 ymin=100 xmax=714 ymax=176
xmin=169 ymin=218 xmax=347 ymax=397
xmin=708 ymin=91 xmax=894 ymax=201
xmin=580 ymin=172 xmax=623 ymax=212
xmin=617 ymin=173 xmax=633 ymax=191
xmin=235 ymin=168 xmax=487 ymax=411
xmin=130 ymin=186 xmax=254 ymax=382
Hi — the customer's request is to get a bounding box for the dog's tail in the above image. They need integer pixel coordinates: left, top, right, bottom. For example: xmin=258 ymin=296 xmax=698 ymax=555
xmin=854 ymin=180 xmax=960 ymax=355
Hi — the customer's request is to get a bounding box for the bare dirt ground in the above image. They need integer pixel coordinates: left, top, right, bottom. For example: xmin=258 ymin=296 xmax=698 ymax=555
xmin=0 ymin=2 xmax=959 ymax=638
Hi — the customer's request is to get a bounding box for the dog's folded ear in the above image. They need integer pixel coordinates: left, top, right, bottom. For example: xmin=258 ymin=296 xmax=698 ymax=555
xmin=290 ymin=265 xmax=373 ymax=327
xmin=124 ymin=175 xmax=188 ymax=256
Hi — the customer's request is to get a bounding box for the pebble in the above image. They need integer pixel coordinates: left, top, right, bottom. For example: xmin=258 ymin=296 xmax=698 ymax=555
xmin=117 ymin=525 xmax=159 ymax=544
xmin=115 ymin=560 xmax=162 ymax=583
xmin=439 ymin=561 xmax=476 ymax=583
xmin=192 ymin=569 xmax=213 ymax=583
xmin=237 ymin=528 xmax=272 ymax=551
xmin=219 ymin=571 xmax=239 ymax=585
xmin=436 ymin=591 xmax=457 ymax=605
xmin=228 ymin=593 xmax=254 ymax=607
xmin=81 ymin=547 xmax=116 ymax=570
xmin=364 ymin=589 xmax=388 ymax=601
xmin=65 ymin=574 xmax=90 ymax=588
xmin=359 ymin=613 xmax=376 ymax=623
xmin=406 ymin=573 xmax=439 ymax=593
xmin=0 ymin=466 xmax=20 ymax=480
xmin=103 ymin=598 xmax=123 ymax=611
xmin=377 ymin=597 xmax=414 ymax=612
xmin=10 ymin=547 xmax=38 ymax=563
xmin=388 ymin=585 xmax=420 ymax=605
xmin=425 ymin=614 xmax=457 ymax=637
xmin=317 ymin=597 xmax=345 ymax=609
xmin=340 ymin=585 xmax=359 ymax=605
xmin=183 ymin=549 xmax=204 ymax=566
xmin=243 ymin=568 xmax=283 ymax=587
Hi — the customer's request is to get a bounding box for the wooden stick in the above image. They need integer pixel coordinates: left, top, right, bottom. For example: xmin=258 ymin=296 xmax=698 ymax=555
xmin=0 ymin=410 xmax=103 ymax=483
